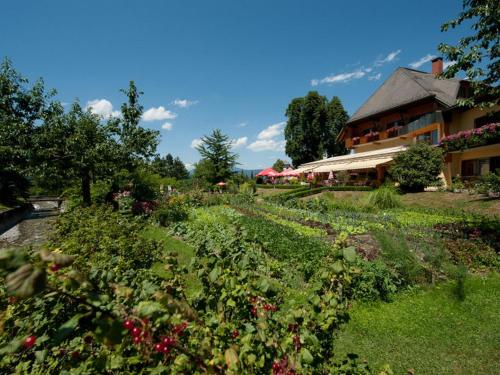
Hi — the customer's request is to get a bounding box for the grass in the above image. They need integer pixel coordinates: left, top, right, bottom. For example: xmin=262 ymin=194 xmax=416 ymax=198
xmin=142 ymin=225 xmax=201 ymax=298
xmin=335 ymin=273 xmax=500 ymax=375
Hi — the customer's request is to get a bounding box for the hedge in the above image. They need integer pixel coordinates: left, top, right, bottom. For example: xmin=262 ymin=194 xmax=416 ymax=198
xmin=256 ymin=184 xmax=303 ymax=189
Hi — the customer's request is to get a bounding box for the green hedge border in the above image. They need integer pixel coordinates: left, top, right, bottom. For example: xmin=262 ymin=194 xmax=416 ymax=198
xmin=256 ymin=184 xmax=303 ymax=190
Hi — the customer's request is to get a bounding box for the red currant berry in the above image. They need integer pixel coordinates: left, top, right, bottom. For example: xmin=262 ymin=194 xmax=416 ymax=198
xmin=154 ymin=343 xmax=164 ymax=353
xmin=50 ymin=263 xmax=61 ymax=272
xmin=83 ymin=335 xmax=92 ymax=344
xmin=123 ymin=320 xmax=134 ymax=330
xmin=163 ymin=336 xmax=175 ymax=346
xmin=251 ymin=307 xmax=258 ymax=316
xmin=232 ymin=330 xmax=239 ymax=338
xmin=23 ymin=335 xmax=36 ymax=348
xmin=71 ymin=351 xmax=79 ymax=359
xmin=162 ymin=346 xmax=170 ymax=354
xmin=272 ymin=362 xmax=281 ymax=370
xmin=133 ymin=336 xmax=141 ymax=344
xmin=131 ymin=327 xmax=142 ymax=337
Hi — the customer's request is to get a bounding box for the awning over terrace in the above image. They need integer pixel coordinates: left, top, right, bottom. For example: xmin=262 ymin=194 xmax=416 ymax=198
xmin=313 ymin=157 xmax=393 ymax=172
xmin=296 ymin=145 xmax=406 ymax=173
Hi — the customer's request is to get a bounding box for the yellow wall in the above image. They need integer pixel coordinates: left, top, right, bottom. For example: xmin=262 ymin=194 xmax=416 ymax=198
xmin=448 ymin=105 xmax=500 ymax=135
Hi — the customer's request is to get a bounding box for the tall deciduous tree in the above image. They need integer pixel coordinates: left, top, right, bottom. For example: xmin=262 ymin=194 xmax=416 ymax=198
xmin=284 ymin=92 xmax=348 ymax=167
xmin=118 ymin=81 xmax=159 ymax=169
xmin=272 ymin=159 xmax=286 ymax=172
xmin=0 ymin=59 xmax=54 ymax=202
xmin=438 ymin=0 xmax=499 ymax=108
xmin=195 ymin=129 xmax=238 ymax=184
xmin=151 ymin=153 xmax=189 ymax=179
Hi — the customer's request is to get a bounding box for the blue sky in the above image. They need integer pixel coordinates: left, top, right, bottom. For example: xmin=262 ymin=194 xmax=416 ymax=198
xmin=2 ymin=0 xmax=466 ymax=169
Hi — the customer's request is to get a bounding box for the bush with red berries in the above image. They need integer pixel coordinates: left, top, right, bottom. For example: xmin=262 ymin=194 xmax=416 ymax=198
xmin=0 ymin=206 xmax=374 ymax=374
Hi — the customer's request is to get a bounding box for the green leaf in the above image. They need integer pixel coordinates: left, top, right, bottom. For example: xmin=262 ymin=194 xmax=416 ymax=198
xmin=6 ymin=264 xmax=46 ymax=298
xmin=342 ymin=247 xmax=357 ymax=262
xmin=208 ymin=266 xmax=221 ymax=283
xmin=53 ymin=313 xmax=87 ymax=344
xmin=135 ymin=301 xmax=164 ymax=317
xmin=300 ymin=348 xmax=314 ymax=364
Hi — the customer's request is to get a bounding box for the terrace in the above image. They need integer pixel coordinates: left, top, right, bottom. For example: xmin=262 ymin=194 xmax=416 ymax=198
xmin=346 ymin=112 xmax=443 ymax=148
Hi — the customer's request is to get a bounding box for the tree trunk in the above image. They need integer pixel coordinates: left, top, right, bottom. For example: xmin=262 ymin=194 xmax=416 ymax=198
xmin=82 ymin=171 xmax=91 ymax=206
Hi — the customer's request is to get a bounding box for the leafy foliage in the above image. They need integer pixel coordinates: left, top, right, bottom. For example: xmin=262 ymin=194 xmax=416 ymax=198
xmin=438 ymin=0 xmax=500 ymax=108
xmin=195 ymin=129 xmax=238 ymax=185
xmin=284 ymin=92 xmax=348 ymax=167
xmin=390 ymin=142 xmax=444 ymax=192
xmin=368 ymin=186 xmax=401 ymax=210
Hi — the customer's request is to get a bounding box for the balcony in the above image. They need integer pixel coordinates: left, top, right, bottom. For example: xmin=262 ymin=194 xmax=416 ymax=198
xmin=347 ymin=112 xmax=443 ymax=148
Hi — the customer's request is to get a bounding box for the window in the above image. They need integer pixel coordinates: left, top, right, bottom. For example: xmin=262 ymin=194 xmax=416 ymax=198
xmin=474 ymin=111 xmax=500 ymax=128
xmin=461 ymin=159 xmax=490 ymax=177
xmin=416 ymin=129 xmax=439 ymax=145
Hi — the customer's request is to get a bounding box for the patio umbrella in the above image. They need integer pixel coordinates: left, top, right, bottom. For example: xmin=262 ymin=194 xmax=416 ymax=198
xmin=307 ymin=172 xmax=314 ymax=181
xmin=216 ymin=181 xmax=226 ymax=186
xmin=256 ymin=167 xmax=279 ymax=177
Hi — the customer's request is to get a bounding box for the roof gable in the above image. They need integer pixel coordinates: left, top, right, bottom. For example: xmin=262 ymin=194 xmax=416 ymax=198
xmin=347 ymin=68 xmax=461 ymax=124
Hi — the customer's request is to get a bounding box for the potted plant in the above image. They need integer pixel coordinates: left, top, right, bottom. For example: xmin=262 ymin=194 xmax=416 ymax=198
xmin=352 ymin=136 xmax=360 ymax=145
xmin=366 ymin=131 xmax=379 ymax=141
xmin=387 ymin=125 xmax=401 ymax=138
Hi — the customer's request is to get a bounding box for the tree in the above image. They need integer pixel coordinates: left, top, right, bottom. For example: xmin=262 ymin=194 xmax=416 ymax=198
xmin=438 ymin=0 xmax=499 ymax=108
xmin=195 ymin=129 xmax=238 ymax=184
xmin=37 ymin=102 xmax=119 ymax=205
xmin=389 ymin=142 xmax=444 ymax=192
xmin=284 ymin=92 xmax=348 ymax=167
xmin=151 ymin=153 xmax=189 ymax=179
xmin=272 ymin=159 xmax=286 ymax=172
xmin=118 ymin=81 xmax=159 ymax=170
xmin=0 ymin=59 xmax=54 ymax=202
xmin=324 ymin=96 xmax=348 ymax=157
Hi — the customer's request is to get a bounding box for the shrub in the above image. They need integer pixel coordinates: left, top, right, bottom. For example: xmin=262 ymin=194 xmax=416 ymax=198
xmin=349 ymin=260 xmax=399 ymax=302
xmin=390 ymin=142 xmax=443 ymax=192
xmin=368 ymin=186 xmax=401 ymax=210
xmin=240 ymin=181 xmax=256 ymax=194
xmin=154 ymin=196 xmax=188 ymax=226
xmin=475 ymin=171 xmax=500 ymax=195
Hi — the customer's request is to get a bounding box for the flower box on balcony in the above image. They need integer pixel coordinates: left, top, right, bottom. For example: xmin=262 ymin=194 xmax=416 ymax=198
xmin=386 ymin=126 xmax=402 ymax=138
xmin=365 ymin=131 xmax=379 ymax=142
xmin=439 ymin=123 xmax=500 ymax=152
xmin=352 ymin=137 xmax=360 ymax=145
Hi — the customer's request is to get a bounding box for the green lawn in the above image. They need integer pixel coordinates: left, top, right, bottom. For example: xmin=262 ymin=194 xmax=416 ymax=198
xmin=335 ymin=273 xmax=500 ymax=375
xmin=142 ymin=225 xmax=201 ymax=298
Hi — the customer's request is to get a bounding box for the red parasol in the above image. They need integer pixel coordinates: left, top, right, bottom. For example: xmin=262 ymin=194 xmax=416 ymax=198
xmin=256 ymin=167 xmax=279 ymax=177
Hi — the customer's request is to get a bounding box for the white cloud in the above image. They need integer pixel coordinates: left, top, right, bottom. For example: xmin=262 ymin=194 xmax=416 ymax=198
xmin=257 ymin=122 xmax=285 ymax=140
xmin=237 ymin=122 xmax=248 ymax=128
xmin=185 ymin=162 xmax=194 ymax=170
xmin=443 ymin=60 xmax=456 ymax=69
xmin=368 ymin=73 xmax=382 ymax=81
xmin=311 ymin=49 xmax=401 ymax=86
xmin=312 ymin=70 xmax=366 ymax=85
xmin=85 ymin=99 xmax=121 ymax=118
xmin=172 ymin=99 xmax=198 ymax=108
xmin=374 ymin=49 xmax=402 ymax=66
xmin=231 ymin=136 xmax=248 ymax=148
xmin=161 ymin=122 xmax=173 ymax=130
xmin=247 ymin=139 xmax=286 ymax=152
xmin=190 ymin=138 xmax=203 ymax=149
xmin=409 ymin=54 xmax=437 ymax=69
xmin=142 ymin=106 xmax=177 ymax=121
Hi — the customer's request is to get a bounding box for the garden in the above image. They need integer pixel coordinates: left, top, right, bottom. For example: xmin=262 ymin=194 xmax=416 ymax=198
xmin=1 ymin=182 xmax=498 ymax=374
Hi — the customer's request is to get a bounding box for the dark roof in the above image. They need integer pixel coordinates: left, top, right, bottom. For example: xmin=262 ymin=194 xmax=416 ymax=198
xmin=347 ymin=68 xmax=462 ymax=124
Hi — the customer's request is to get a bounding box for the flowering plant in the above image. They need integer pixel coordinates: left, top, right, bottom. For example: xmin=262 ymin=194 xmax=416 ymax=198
xmin=439 ymin=123 xmax=500 ymax=151
xmin=386 ymin=126 xmax=402 ymax=136
xmin=352 ymin=137 xmax=360 ymax=145
xmin=365 ymin=131 xmax=379 ymax=141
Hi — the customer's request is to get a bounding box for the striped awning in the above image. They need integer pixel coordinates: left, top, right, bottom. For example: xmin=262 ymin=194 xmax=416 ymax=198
xmin=312 ymin=157 xmax=394 ymax=173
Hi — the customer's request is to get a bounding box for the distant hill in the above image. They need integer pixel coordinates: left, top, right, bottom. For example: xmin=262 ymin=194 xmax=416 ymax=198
xmin=233 ymin=168 xmax=261 ymax=178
